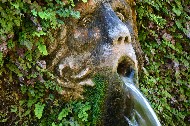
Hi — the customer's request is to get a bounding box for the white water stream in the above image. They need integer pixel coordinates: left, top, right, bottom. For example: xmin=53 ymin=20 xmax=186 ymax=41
xmin=121 ymin=71 xmax=161 ymax=126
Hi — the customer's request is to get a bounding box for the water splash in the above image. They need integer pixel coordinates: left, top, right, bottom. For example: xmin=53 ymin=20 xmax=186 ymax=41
xmin=122 ymin=70 xmax=161 ymax=126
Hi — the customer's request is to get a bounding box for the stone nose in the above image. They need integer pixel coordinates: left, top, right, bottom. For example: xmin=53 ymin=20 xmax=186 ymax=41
xmin=100 ymin=3 xmax=131 ymax=44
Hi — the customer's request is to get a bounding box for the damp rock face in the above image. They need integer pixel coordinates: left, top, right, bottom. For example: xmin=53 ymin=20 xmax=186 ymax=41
xmin=47 ymin=0 xmax=142 ymax=99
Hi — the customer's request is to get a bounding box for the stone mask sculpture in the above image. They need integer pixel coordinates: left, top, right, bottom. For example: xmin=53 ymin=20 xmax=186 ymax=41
xmin=46 ymin=0 xmax=145 ymax=125
xmin=47 ymin=0 xmax=142 ymax=100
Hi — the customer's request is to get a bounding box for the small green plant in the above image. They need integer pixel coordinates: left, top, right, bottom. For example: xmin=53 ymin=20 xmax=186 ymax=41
xmin=136 ymin=0 xmax=190 ymax=125
xmin=47 ymin=101 xmax=91 ymax=126
xmin=34 ymin=102 xmax=45 ymax=119
xmin=0 ymin=0 xmax=90 ymax=125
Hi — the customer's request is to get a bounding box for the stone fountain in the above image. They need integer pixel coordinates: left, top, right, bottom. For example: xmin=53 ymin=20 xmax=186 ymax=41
xmin=46 ymin=0 xmax=160 ymax=125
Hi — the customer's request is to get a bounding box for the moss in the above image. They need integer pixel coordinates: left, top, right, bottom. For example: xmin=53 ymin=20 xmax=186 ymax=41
xmin=84 ymin=71 xmax=131 ymax=126
xmin=84 ymin=74 xmax=108 ymax=125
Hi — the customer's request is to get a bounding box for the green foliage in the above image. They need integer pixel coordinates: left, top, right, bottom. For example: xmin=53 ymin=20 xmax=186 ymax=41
xmin=36 ymin=41 xmax=48 ymax=56
xmin=85 ymin=75 xmax=107 ymax=125
xmin=74 ymin=102 xmax=91 ymax=122
xmin=39 ymin=101 xmax=91 ymax=126
xmin=137 ymin=0 xmax=190 ymax=125
xmin=40 ymin=74 xmax=106 ymax=126
xmin=7 ymin=80 xmax=92 ymax=125
xmin=58 ymin=108 xmax=70 ymax=120
xmin=0 ymin=52 xmax=4 ymax=67
xmin=7 ymin=78 xmax=62 ymax=125
xmin=0 ymin=0 xmax=82 ymax=84
xmin=0 ymin=0 xmax=91 ymax=125
xmin=34 ymin=102 xmax=45 ymax=119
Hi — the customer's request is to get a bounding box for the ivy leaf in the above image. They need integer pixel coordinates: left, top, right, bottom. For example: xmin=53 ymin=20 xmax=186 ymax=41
xmin=31 ymin=9 xmax=37 ymax=16
xmin=33 ymin=31 xmax=46 ymax=37
xmin=11 ymin=2 xmax=20 ymax=9
xmin=37 ymin=42 xmax=48 ymax=55
xmin=77 ymin=102 xmax=91 ymax=121
xmin=34 ymin=102 xmax=45 ymax=119
xmin=59 ymin=123 xmax=63 ymax=126
xmin=27 ymin=99 xmax=37 ymax=108
xmin=7 ymin=39 xmax=15 ymax=49
xmin=74 ymin=102 xmax=91 ymax=122
xmin=172 ymin=7 xmax=181 ymax=16
xmin=38 ymin=11 xmax=48 ymax=20
xmin=68 ymin=0 xmax=75 ymax=7
xmin=52 ymin=122 xmax=57 ymax=126
xmin=58 ymin=108 xmax=70 ymax=120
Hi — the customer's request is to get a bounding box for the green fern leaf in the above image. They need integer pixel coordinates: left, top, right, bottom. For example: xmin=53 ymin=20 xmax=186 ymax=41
xmin=34 ymin=102 xmax=45 ymax=119
xmin=58 ymin=108 xmax=70 ymax=120
xmin=37 ymin=42 xmax=48 ymax=55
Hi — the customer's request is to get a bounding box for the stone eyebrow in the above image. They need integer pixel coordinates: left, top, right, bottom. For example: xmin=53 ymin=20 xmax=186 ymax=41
xmin=113 ymin=3 xmax=132 ymax=21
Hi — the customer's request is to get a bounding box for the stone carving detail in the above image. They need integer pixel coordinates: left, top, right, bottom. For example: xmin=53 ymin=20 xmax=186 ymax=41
xmin=47 ymin=0 xmax=142 ymax=100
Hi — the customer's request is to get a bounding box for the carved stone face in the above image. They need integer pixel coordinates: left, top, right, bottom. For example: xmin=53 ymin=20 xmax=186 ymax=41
xmin=47 ymin=0 xmax=142 ymax=100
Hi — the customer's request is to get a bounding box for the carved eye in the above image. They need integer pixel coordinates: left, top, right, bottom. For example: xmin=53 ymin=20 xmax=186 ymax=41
xmin=115 ymin=6 xmax=130 ymax=22
xmin=80 ymin=15 xmax=93 ymax=27
xmin=116 ymin=12 xmax=125 ymax=22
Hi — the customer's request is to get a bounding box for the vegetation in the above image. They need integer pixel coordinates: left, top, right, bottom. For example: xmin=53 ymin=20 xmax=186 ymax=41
xmin=85 ymin=75 xmax=107 ymax=125
xmin=0 ymin=0 xmax=95 ymax=125
xmin=136 ymin=0 xmax=190 ymax=125
xmin=1 ymin=0 xmax=189 ymax=125
xmin=0 ymin=0 xmax=106 ymax=125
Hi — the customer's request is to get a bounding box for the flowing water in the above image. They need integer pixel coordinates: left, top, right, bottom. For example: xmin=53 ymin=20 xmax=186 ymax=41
xmin=121 ymin=70 xmax=161 ymax=126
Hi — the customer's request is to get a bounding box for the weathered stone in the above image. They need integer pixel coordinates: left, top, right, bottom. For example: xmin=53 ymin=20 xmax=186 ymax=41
xmin=47 ymin=0 xmax=142 ymax=100
xmin=47 ymin=0 xmax=143 ymax=125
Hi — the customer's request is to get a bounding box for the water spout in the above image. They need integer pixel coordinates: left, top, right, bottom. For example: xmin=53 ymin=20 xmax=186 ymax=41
xmin=121 ymin=70 xmax=161 ymax=126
